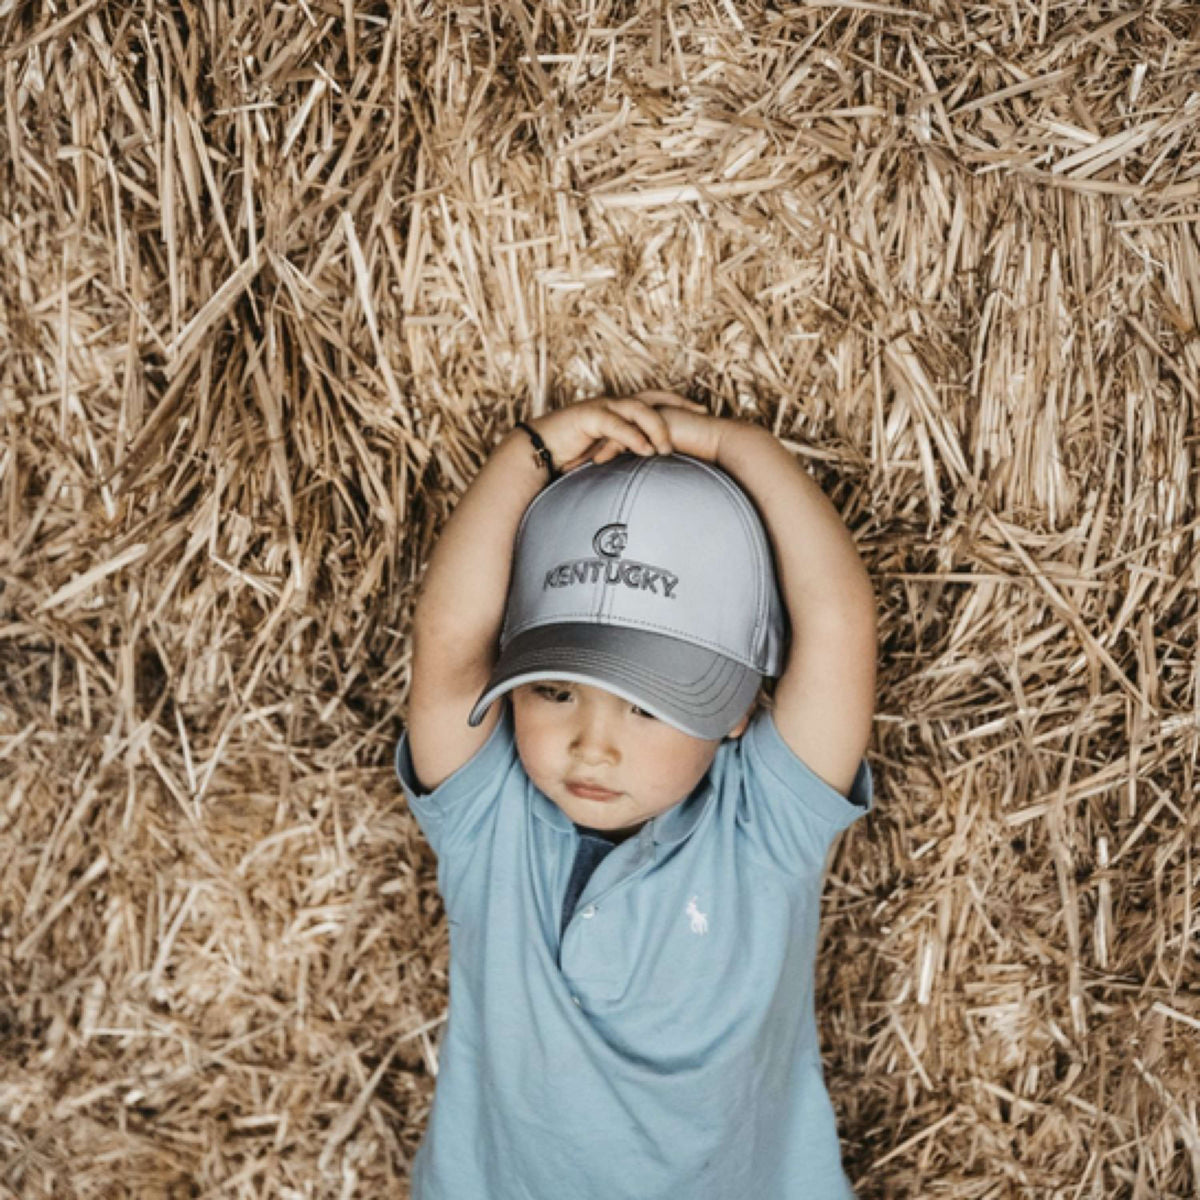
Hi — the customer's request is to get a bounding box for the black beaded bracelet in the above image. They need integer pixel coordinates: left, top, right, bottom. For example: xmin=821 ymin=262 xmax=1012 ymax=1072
xmin=514 ymin=421 xmax=561 ymax=481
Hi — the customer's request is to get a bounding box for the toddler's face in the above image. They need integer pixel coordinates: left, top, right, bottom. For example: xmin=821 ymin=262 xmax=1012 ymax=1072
xmin=510 ymin=680 xmax=748 ymax=836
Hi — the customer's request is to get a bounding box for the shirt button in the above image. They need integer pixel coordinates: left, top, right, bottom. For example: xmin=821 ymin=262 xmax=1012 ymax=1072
xmin=572 ymin=995 xmax=581 ymax=1006
xmin=580 ymin=905 xmax=597 ymax=919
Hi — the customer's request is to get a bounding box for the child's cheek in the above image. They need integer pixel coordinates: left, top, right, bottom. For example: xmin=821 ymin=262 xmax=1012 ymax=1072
xmin=638 ymin=737 xmax=708 ymax=807
xmin=652 ymin=739 xmax=715 ymax=806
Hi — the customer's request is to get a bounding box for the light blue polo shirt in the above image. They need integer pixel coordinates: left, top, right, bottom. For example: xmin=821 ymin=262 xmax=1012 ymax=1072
xmin=395 ymin=706 xmax=872 ymax=1200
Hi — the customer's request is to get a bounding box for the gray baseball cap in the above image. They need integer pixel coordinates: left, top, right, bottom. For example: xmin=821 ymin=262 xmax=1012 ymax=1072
xmin=468 ymin=452 xmax=788 ymax=740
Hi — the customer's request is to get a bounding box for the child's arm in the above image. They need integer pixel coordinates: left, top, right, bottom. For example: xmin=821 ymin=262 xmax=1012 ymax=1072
xmin=407 ymin=394 xmax=702 ymax=792
xmin=655 ymin=407 xmax=876 ymax=796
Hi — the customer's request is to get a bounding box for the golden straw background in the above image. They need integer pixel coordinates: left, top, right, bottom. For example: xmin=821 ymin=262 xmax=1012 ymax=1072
xmin=2 ymin=2 xmax=1198 ymax=1197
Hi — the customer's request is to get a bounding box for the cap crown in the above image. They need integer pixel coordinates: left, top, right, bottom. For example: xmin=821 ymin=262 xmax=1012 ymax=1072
xmin=502 ymin=454 xmax=786 ymax=675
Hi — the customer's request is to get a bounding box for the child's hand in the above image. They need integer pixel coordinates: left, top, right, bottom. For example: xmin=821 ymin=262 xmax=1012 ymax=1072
xmin=532 ymin=392 xmax=707 ymax=472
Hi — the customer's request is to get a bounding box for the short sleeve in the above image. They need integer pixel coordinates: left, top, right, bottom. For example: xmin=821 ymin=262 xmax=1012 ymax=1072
xmin=734 ymin=709 xmax=873 ymax=875
xmin=394 ymin=709 xmax=519 ymax=860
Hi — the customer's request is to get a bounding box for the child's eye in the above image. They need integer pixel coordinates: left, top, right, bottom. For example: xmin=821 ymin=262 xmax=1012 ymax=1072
xmin=533 ymin=683 xmax=573 ymax=703
xmin=631 ymin=705 xmax=657 ymax=720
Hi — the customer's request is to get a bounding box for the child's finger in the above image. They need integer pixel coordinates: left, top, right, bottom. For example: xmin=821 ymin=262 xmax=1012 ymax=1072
xmin=592 ymin=437 xmax=625 ymax=464
xmin=559 ymin=450 xmax=592 ymax=472
xmin=602 ymin=399 xmax=673 ymax=455
xmin=588 ymin=407 xmax=659 ymax=456
xmin=563 ymin=436 xmax=621 ymax=472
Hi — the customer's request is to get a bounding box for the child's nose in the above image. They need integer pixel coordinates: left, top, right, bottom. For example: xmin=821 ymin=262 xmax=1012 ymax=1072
xmin=569 ymin=712 xmax=619 ymax=764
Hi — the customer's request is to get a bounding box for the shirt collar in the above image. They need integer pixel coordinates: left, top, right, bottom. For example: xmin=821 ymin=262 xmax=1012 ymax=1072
xmin=531 ymin=787 xmax=574 ymax=832
xmin=647 ymin=776 xmax=714 ymax=846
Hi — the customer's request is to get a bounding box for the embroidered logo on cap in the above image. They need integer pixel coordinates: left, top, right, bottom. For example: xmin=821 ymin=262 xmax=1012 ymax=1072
xmin=544 ymin=524 xmax=680 ymax=598
xmin=593 ymin=524 xmax=628 ymax=558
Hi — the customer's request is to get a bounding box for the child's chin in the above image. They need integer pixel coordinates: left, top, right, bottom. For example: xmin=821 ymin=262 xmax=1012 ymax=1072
xmin=559 ymin=795 xmax=634 ymax=828
xmin=565 ymin=800 xmax=622 ymax=823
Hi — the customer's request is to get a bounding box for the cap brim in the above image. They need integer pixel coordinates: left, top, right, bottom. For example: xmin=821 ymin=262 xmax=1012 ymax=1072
xmin=468 ymin=623 xmax=760 ymax=741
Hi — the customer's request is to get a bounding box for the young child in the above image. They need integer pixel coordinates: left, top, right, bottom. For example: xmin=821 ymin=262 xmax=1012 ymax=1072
xmin=396 ymin=393 xmax=876 ymax=1199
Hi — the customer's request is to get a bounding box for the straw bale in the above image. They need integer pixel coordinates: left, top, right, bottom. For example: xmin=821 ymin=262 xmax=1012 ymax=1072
xmin=2 ymin=0 xmax=1198 ymax=1196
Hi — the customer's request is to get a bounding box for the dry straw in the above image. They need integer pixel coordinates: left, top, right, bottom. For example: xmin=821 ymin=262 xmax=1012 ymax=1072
xmin=1 ymin=1 xmax=1197 ymax=1197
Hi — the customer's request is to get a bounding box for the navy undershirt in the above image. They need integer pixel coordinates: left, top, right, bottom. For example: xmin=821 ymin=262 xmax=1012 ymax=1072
xmin=560 ymin=825 xmax=623 ymax=939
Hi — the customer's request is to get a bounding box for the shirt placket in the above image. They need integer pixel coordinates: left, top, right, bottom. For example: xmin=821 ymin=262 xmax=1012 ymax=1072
xmin=558 ymin=827 xmax=656 ymax=998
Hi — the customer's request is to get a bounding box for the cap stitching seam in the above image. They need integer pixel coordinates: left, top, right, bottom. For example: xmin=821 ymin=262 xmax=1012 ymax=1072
xmin=602 ymin=458 xmax=649 ymax=624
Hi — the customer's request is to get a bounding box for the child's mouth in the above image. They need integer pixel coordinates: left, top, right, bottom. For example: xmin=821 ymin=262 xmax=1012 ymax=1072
xmin=566 ymin=781 xmax=620 ymax=801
